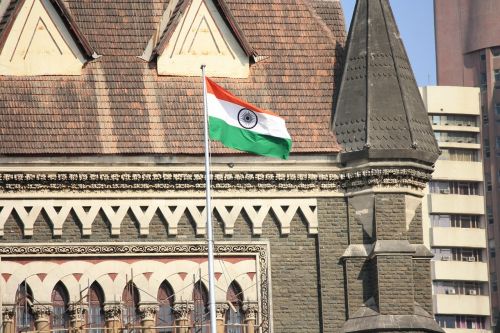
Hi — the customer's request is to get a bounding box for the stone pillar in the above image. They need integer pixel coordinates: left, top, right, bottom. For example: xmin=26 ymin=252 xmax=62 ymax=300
xmin=2 ymin=306 xmax=15 ymax=333
xmin=32 ymin=305 xmax=52 ymax=333
xmin=242 ymin=303 xmax=258 ymax=333
xmin=68 ymin=304 xmax=87 ymax=333
xmin=138 ymin=304 xmax=159 ymax=333
xmin=104 ymin=304 xmax=122 ymax=333
xmin=215 ymin=303 xmax=229 ymax=333
xmin=172 ymin=302 xmax=193 ymax=333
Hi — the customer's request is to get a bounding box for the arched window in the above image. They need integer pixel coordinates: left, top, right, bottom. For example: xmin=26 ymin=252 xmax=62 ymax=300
xmin=51 ymin=283 xmax=69 ymax=333
xmin=225 ymin=282 xmax=244 ymax=333
xmin=15 ymin=282 xmax=34 ymax=333
xmin=157 ymin=281 xmax=174 ymax=333
xmin=88 ymin=283 xmax=105 ymax=333
xmin=192 ymin=281 xmax=209 ymax=333
xmin=122 ymin=282 xmax=140 ymax=331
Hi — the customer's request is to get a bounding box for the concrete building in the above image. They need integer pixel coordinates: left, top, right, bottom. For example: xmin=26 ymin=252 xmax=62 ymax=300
xmin=421 ymin=86 xmax=491 ymax=333
xmin=434 ymin=1 xmax=500 ymax=324
xmin=0 ymin=1 xmax=444 ymax=333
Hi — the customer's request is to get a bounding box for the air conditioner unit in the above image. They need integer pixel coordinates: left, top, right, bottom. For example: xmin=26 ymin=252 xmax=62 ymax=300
xmin=448 ymin=289 xmax=456 ymax=294
xmin=441 ymin=256 xmax=451 ymax=261
xmin=469 ymin=290 xmax=477 ymax=295
xmin=468 ymin=256 xmax=476 ymax=262
xmin=441 ymin=189 xmax=450 ymax=194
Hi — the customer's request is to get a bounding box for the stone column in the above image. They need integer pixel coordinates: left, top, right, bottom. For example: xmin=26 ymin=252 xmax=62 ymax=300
xmin=68 ymin=304 xmax=87 ymax=333
xmin=2 ymin=306 xmax=15 ymax=333
xmin=104 ymin=304 xmax=122 ymax=333
xmin=172 ymin=302 xmax=193 ymax=333
xmin=32 ymin=305 xmax=53 ymax=333
xmin=242 ymin=303 xmax=258 ymax=333
xmin=215 ymin=303 xmax=229 ymax=333
xmin=138 ymin=304 xmax=159 ymax=333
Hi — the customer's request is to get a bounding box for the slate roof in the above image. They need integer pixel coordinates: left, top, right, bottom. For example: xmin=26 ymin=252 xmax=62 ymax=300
xmin=333 ymin=0 xmax=440 ymax=164
xmin=0 ymin=0 xmax=345 ymax=156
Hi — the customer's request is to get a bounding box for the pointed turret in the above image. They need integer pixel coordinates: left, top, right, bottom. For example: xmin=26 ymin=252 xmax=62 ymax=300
xmin=333 ymin=0 xmax=440 ymax=165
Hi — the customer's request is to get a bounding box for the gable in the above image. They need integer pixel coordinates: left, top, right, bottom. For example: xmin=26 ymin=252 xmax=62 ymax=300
xmin=155 ymin=0 xmax=251 ymax=78
xmin=0 ymin=0 xmax=91 ymax=76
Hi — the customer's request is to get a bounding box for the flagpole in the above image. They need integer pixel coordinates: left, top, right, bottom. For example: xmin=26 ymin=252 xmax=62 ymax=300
xmin=201 ymin=64 xmax=218 ymax=333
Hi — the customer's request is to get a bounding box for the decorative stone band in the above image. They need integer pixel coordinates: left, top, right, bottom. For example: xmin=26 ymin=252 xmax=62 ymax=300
xmin=215 ymin=303 xmax=229 ymax=320
xmin=2 ymin=306 xmax=15 ymax=322
xmin=0 ymin=167 xmax=432 ymax=194
xmin=0 ymin=199 xmax=318 ymax=237
xmin=172 ymin=302 xmax=194 ymax=321
xmin=341 ymin=242 xmax=434 ymax=260
xmin=32 ymin=305 xmax=53 ymax=321
xmin=103 ymin=304 xmax=122 ymax=321
xmin=68 ymin=304 xmax=88 ymax=323
xmin=242 ymin=302 xmax=259 ymax=321
xmin=138 ymin=304 xmax=160 ymax=321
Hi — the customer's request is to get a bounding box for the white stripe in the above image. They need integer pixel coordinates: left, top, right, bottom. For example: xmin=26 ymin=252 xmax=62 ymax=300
xmin=207 ymin=93 xmax=291 ymax=140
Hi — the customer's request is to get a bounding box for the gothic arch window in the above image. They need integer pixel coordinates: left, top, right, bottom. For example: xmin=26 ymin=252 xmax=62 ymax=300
xmin=88 ymin=283 xmax=105 ymax=333
xmin=157 ymin=281 xmax=175 ymax=333
xmin=225 ymin=282 xmax=244 ymax=333
xmin=122 ymin=282 xmax=140 ymax=331
xmin=192 ymin=280 xmax=209 ymax=333
xmin=15 ymin=282 xmax=34 ymax=333
xmin=51 ymin=282 xmax=69 ymax=333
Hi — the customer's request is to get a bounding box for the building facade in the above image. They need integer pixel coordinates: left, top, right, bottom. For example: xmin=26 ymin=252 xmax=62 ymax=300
xmin=434 ymin=1 xmax=500 ymax=324
xmin=421 ymin=86 xmax=491 ymax=332
xmin=0 ymin=1 xmax=443 ymax=333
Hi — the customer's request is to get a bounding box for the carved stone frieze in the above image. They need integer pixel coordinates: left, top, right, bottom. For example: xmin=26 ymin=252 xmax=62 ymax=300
xmin=32 ymin=305 xmax=53 ymax=321
xmin=215 ymin=303 xmax=229 ymax=320
xmin=104 ymin=304 xmax=122 ymax=321
xmin=138 ymin=304 xmax=159 ymax=321
xmin=2 ymin=306 xmax=15 ymax=322
xmin=0 ymin=167 xmax=431 ymax=193
xmin=172 ymin=302 xmax=194 ymax=321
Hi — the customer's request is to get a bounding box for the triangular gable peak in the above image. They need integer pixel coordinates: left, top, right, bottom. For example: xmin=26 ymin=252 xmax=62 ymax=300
xmin=0 ymin=0 xmax=96 ymax=76
xmin=149 ymin=0 xmax=256 ymax=78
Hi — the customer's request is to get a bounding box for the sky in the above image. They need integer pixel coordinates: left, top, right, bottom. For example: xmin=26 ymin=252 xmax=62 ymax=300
xmin=340 ymin=0 xmax=436 ymax=86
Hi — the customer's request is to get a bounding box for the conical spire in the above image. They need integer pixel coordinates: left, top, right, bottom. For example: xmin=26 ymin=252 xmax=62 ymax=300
xmin=333 ymin=0 xmax=440 ymax=164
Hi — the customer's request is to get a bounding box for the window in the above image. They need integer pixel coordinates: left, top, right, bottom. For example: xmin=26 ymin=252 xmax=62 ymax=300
xmin=493 ymin=47 xmax=500 ymax=57
xmin=226 ymin=282 xmax=244 ymax=333
xmin=495 ymin=69 xmax=500 ymax=82
xmin=488 ymin=181 xmax=493 ymax=191
xmin=157 ymin=281 xmax=175 ymax=333
xmin=481 ymin=53 xmax=486 ymax=61
xmin=481 ymin=73 xmax=487 ymax=90
xmin=52 ymin=283 xmax=69 ymax=333
xmin=193 ymin=281 xmax=209 ymax=333
xmin=16 ymin=282 xmax=34 ymax=333
xmin=88 ymin=283 xmax=105 ymax=333
xmin=429 ymin=114 xmax=477 ymax=127
xmin=485 ymin=139 xmax=490 ymax=158
xmin=430 ymin=181 xmax=480 ymax=195
xmin=438 ymin=148 xmax=479 ymax=162
xmin=432 ymin=247 xmax=484 ymax=262
xmin=433 ymin=281 xmax=486 ymax=296
xmin=122 ymin=283 xmax=140 ymax=331
xmin=490 ymin=240 xmax=496 ymax=258
xmin=497 ymin=137 xmax=500 ymax=149
xmin=433 ymin=131 xmax=478 ymax=144
xmin=496 ymin=104 xmax=500 ymax=116
xmin=492 ymin=273 xmax=498 ymax=292
xmin=488 ymin=207 xmax=494 ymax=224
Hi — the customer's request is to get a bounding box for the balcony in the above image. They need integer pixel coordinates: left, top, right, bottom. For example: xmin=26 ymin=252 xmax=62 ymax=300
xmin=433 ymin=294 xmax=490 ymax=316
xmin=432 ymin=261 xmax=488 ymax=282
xmin=429 ymin=194 xmax=485 ymax=215
xmin=431 ymin=228 xmax=487 ymax=248
xmin=444 ymin=329 xmax=491 ymax=333
xmin=433 ymin=161 xmax=483 ymax=182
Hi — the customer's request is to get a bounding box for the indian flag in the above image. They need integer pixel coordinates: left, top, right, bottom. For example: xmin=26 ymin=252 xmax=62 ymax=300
xmin=206 ymin=78 xmax=292 ymax=159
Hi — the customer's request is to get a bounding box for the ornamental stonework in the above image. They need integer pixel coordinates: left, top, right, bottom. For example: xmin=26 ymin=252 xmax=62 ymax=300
xmin=0 ymin=167 xmax=432 ymax=193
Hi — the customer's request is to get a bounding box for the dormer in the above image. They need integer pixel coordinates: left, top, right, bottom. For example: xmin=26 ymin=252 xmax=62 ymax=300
xmin=0 ymin=0 xmax=95 ymax=76
xmin=145 ymin=0 xmax=256 ymax=78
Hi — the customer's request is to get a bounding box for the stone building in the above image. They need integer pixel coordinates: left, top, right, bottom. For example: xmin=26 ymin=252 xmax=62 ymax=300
xmin=0 ymin=0 xmax=443 ymax=333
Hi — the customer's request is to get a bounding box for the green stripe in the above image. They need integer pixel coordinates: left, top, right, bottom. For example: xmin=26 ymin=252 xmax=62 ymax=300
xmin=209 ymin=117 xmax=292 ymax=160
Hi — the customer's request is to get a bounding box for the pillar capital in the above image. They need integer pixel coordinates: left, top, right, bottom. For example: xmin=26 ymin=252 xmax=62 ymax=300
xmin=104 ymin=304 xmax=122 ymax=321
xmin=2 ymin=306 xmax=15 ymax=322
xmin=215 ymin=303 xmax=229 ymax=320
xmin=242 ymin=302 xmax=258 ymax=321
xmin=173 ymin=302 xmax=194 ymax=321
xmin=138 ymin=304 xmax=159 ymax=321
xmin=32 ymin=304 xmax=53 ymax=322
xmin=68 ymin=304 xmax=87 ymax=323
